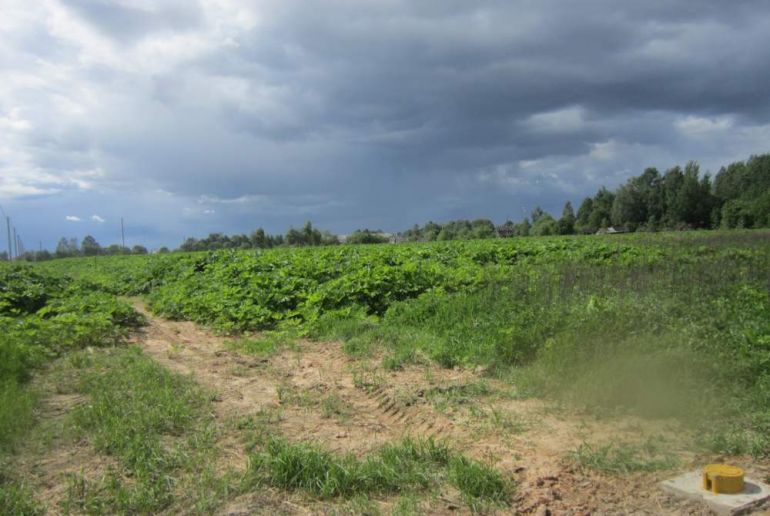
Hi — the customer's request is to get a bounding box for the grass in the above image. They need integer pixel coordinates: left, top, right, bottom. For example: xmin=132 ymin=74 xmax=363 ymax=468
xmin=569 ymin=439 xmax=679 ymax=475
xmin=275 ymin=383 xmax=352 ymax=422
xmin=0 ymin=479 xmax=43 ymax=516
xmin=450 ymin=456 xmax=511 ymax=508
xmin=66 ymin=346 xmax=235 ymax=513
xmin=425 ymin=381 xmax=492 ymax=412
xmin=468 ymin=406 xmax=530 ymax=435
xmin=0 ymin=380 xmax=37 ymax=453
xmin=244 ymin=437 xmax=511 ymax=507
xmin=321 ymin=393 xmax=350 ymax=420
xmin=227 ymin=335 xmax=287 ymax=356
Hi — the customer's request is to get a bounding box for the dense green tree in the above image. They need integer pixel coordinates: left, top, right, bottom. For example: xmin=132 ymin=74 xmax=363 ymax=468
xmin=662 ymin=166 xmax=685 ymax=225
xmin=516 ymin=218 xmax=531 ymax=236
xmin=575 ymin=197 xmax=594 ymax=233
xmin=611 ymin=167 xmax=663 ymax=230
xmin=588 ymin=188 xmax=615 ymax=230
xmin=558 ymin=202 xmax=576 ymax=235
xmin=80 ymin=235 xmax=102 ymax=256
xmin=531 ymin=213 xmax=558 ymax=236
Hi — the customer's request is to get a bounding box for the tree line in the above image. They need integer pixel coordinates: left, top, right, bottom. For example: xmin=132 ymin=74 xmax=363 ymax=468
xmin=408 ymin=153 xmax=770 ymax=239
xmin=3 ymin=153 xmax=768 ymax=260
xmin=178 ymin=222 xmax=339 ymax=252
xmin=10 ymin=236 xmax=154 ymax=261
xmin=569 ymin=153 xmax=770 ymax=234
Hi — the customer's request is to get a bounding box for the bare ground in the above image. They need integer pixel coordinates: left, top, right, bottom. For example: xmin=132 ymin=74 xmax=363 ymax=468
xmin=13 ymin=303 xmax=770 ymax=514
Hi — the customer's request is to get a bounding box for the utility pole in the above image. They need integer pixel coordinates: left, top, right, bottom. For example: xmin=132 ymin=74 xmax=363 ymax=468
xmin=121 ymin=217 xmax=125 ymax=251
xmin=5 ymin=217 xmax=11 ymax=261
xmin=12 ymin=226 xmax=17 ymax=259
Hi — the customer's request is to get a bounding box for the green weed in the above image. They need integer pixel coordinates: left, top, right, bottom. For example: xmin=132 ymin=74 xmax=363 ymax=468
xmin=244 ymin=437 xmax=510 ymax=508
xmin=0 ymin=479 xmax=43 ymax=516
xmin=69 ymin=347 xmax=233 ymax=513
xmin=0 ymin=380 xmax=37 ymax=453
xmin=321 ymin=393 xmax=349 ymax=420
xmin=449 ymin=456 xmax=511 ymax=507
xmin=569 ymin=440 xmax=679 ymax=475
xmin=426 ymin=381 xmax=492 ymax=412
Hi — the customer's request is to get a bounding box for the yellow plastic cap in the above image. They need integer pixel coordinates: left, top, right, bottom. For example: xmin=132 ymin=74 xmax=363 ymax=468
xmin=702 ymin=464 xmax=745 ymax=494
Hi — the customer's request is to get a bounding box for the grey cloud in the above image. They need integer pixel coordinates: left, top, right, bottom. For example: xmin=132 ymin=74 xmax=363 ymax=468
xmin=61 ymin=0 xmax=203 ymax=43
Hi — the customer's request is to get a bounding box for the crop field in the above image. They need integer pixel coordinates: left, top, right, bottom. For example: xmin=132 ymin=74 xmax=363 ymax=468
xmin=2 ymin=230 xmax=770 ymax=514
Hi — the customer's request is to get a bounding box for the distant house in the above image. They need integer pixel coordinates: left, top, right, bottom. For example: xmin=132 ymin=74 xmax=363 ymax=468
xmin=595 ymin=226 xmax=630 ymax=235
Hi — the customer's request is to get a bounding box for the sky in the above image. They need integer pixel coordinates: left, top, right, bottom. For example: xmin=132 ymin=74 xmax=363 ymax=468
xmin=2 ymin=0 xmax=770 ymax=250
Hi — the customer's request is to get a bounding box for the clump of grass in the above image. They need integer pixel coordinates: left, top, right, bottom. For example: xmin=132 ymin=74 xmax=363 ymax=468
xmin=0 ymin=479 xmax=44 ymax=516
xmin=352 ymin=365 xmax=386 ymax=393
xmin=449 ymin=456 xmax=510 ymax=508
xmin=244 ymin=437 xmax=511 ymax=508
xmin=569 ymin=439 xmax=678 ymax=475
xmin=391 ymin=495 xmax=420 ymax=515
xmin=62 ymin=473 xmax=114 ymax=515
xmin=68 ymin=346 xmax=232 ymax=513
xmin=321 ymin=393 xmax=349 ymax=420
xmin=276 ymin=383 xmax=316 ymax=407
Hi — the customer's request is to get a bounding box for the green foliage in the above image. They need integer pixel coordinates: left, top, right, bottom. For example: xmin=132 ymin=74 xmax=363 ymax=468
xmin=0 ymin=265 xmax=65 ymax=316
xmin=0 ymin=264 xmax=143 ymax=458
xmin=0 ymin=480 xmax=43 ymax=516
xmin=569 ymin=440 xmax=678 ymax=475
xmin=449 ymin=456 xmax=510 ymax=506
xmin=600 ymin=153 xmax=770 ymax=231
xmin=244 ymin=437 xmax=510 ymax=507
xmin=401 ymin=219 xmax=498 ymax=241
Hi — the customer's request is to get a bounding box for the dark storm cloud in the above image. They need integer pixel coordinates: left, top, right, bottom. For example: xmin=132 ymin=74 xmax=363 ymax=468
xmin=2 ymin=0 xmax=770 ymax=247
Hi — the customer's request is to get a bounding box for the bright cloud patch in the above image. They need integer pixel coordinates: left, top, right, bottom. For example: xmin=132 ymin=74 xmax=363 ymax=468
xmin=66 ymin=216 xmax=81 ymax=222
xmin=676 ymin=116 xmax=733 ymax=134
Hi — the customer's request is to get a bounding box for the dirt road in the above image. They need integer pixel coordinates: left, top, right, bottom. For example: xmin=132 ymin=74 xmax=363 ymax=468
xmin=130 ymin=302 xmax=730 ymax=514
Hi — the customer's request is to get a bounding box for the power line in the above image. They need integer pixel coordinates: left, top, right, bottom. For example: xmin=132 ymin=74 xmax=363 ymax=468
xmin=4 ymin=216 xmax=11 ymax=260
